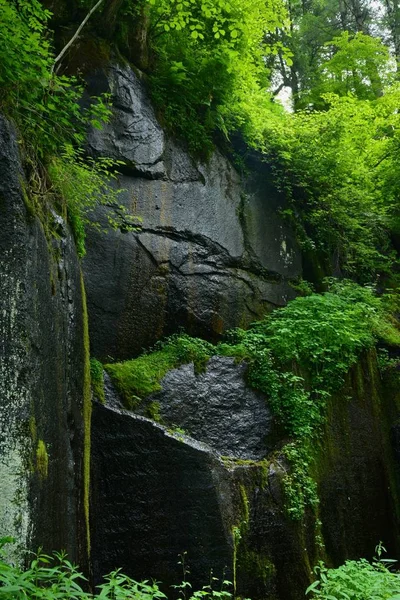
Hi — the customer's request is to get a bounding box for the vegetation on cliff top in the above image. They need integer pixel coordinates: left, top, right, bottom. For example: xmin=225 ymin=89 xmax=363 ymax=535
xmin=2 ymin=0 xmax=400 ymax=280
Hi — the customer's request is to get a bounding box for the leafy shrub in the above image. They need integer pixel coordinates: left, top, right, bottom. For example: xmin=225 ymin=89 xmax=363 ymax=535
xmin=266 ymin=89 xmax=400 ymax=280
xmin=0 ymin=1 xmax=134 ymax=258
xmin=0 ymin=0 xmax=110 ymax=159
xmin=306 ymin=546 xmax=400 ymax=599
xmin=48 ymin=146 xmax=141 ymax=258
xmin=0 ymin=539 xmax=233 ymax=600
xmin=221 ymin=280 xmax=400 ymax=436
xmin=0 ymin=538 xmax=166 ymax=600
xmin=218 ymin=280 xmax=400 ymax=517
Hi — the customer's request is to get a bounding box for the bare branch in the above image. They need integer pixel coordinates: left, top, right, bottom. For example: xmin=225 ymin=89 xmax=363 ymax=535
xmin=272 ymin=82 xmax=286 ymax=96
xmin=51 ymin=0 xmax=105 ymax=74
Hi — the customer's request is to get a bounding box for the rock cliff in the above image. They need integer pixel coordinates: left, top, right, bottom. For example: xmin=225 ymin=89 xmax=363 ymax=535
xmin=82 ymin=65 xmax=301 ymax=361
xmin=1 ymin=53 xmax=400 ymax=600
xmin=0 ymin=116 xmax=88 ymax=565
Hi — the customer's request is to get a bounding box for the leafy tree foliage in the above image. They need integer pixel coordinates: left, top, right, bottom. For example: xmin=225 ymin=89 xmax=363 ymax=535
xmin=0 ymin=0 xmax=129 ymax=256
xmin=297 ymin=31 xmax=395 ymax=107
xmin=145 ymin=0 xmax=290 ymax=154
xmin=264 ymin=88 xmax=400 ymax=279
xmin=271 ymin=0 xmax=377 ymax=105
xmin=0 ymin=0 xmax=110 ymax=157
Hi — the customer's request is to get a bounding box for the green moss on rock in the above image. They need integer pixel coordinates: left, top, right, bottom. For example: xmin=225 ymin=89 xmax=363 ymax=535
xmin=238 ymin=549 xmax=276 ymax=589
xmin=90 ymin=358 xmax=105 ymax=404
xmin=81 ymin=273 xmax=92 ymax=558
xmin=104 ymin=335 xmax=214 ymax=409
xmin=146 ymin=401 xmax=161 ymax=422
xmin=36 ymin=440 xmax=49 ymax=479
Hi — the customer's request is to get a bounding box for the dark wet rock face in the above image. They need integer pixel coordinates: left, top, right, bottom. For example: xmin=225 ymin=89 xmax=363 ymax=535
xmin=91 ymin=405 xmax=236 ymax=590
xmin=0 ymin=115 xmax=86 ymax=565
xmin=96 ymin=352 xmax=400 ymax=600
xmin=91 ymin=401 xmax=307 ymax=599
xmin=83 ymin=65 xmax=301 ymax=361
xmin=141 ymin=356 xmax=274 ymax=460
xmin=87 ymin=66 xmax=166 ymax=179
xmin=318 ymin=356 xmax=400 ymax=564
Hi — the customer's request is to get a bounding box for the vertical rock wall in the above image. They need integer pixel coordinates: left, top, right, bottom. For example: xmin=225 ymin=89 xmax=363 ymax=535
xmin=82 ymin=65 xmax=302 ymax=361
xmin=0 ymin=116 xmax=87 ymax=565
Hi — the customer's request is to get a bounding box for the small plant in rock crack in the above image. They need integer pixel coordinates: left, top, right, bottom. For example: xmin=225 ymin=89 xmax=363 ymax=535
xmin=172 ymin=553 xmax=232 ymax=600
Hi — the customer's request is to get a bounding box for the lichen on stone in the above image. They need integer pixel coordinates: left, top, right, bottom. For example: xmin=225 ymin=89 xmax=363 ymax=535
xmin=36 ymin=440 xmax=49 ymax=479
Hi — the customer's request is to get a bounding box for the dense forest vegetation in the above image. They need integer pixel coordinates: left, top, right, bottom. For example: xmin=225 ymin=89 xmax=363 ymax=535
xmin=2 ymin=0 xmax=400 ymax=598
xmin=2 ymin=0 xmax=400 ymax=277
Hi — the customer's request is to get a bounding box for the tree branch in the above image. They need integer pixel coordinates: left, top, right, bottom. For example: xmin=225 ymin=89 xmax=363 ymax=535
xmin=51 ymin=0 xmax=105 ymax=74
xmin=272 ymin=81 xmax=286 ymax=96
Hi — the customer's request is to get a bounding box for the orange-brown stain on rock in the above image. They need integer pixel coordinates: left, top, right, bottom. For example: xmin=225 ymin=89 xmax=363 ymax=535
xmin=185 ymin=243 xmax=196 ymax=330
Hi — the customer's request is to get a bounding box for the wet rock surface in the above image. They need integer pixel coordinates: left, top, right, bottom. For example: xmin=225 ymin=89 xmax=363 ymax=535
xmin=318 ymin=355 xmax=400 ymax=563
xmin=91 ymin=401 xmax=316 ymax=600
xmin=0 ymin=115 xmax=86 ymax=564
xmin=87 ymin=66 xmax=166 ymax=179
xmin=83 ymin=65 xmax=301 ymax=361
xmin=141 ymin=356 xmax=275 ymax=460
xmin=91 ymin=404 xmax=236 ymax=590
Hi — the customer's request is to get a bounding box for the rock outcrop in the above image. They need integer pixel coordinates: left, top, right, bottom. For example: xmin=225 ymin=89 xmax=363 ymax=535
xmin=91 ymin=406 xmax=236 ymax=590
xmin=91 ymin=352 xmax=400 ymax=600
xmin=91 ymin=400 xmax=313 ymax=600
xmin=0 ymin=116 xmax=87 ymax=565
xmin=83 ymin=65 xmax=302 ymax=361
xmin=139 ymin=356 xmax=276 ymax=460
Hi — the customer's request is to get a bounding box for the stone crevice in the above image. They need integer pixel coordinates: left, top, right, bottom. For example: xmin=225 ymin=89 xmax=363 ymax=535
xmin=138 ymin=227 xmax=289 ymax=283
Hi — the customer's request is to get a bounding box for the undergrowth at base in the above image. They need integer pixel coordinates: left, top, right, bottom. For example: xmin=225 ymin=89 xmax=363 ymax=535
xmin=306 ymin=544 xmax=400 ymax=599
xmin=0 ymin=538 xmax=233 ymax=600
